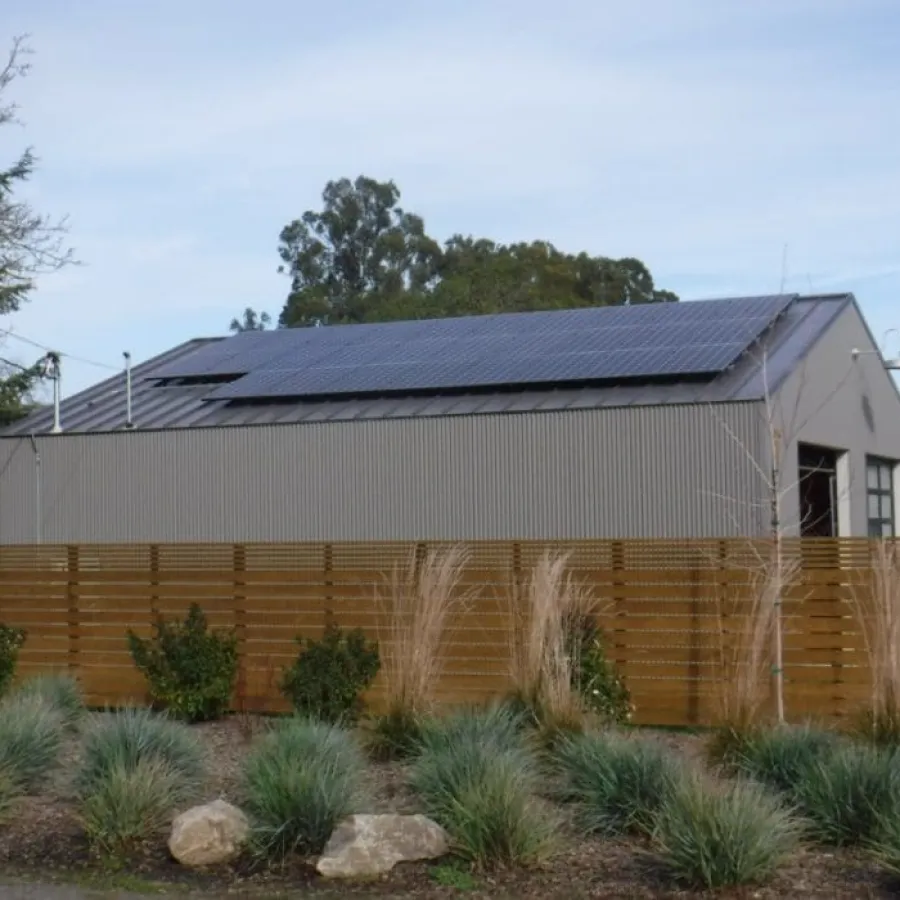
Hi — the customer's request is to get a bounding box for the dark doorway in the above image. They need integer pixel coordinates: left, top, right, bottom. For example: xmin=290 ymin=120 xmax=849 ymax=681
xmin=797 ymin=444 xmax=838 ymax=537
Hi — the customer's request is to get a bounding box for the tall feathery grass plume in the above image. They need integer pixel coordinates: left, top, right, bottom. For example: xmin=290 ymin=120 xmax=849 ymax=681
xmin=370 ymin=545 xmax=479 ymax=758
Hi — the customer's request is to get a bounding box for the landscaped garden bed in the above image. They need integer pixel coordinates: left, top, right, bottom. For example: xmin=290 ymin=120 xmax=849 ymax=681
xmin=0 ymin=712 xmax=893 ymax=899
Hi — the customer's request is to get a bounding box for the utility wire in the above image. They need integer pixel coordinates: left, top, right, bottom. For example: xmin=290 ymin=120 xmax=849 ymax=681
xmin=0 ymin=329 xmax=121 ymax=372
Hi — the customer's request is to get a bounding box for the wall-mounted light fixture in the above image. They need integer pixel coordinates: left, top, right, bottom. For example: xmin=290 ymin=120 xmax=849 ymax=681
xmin=851 ymin=328 xmax=900 ymax=369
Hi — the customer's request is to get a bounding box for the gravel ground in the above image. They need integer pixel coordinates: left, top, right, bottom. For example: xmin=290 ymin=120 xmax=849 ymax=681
xmin=0 ymin=714 xmax=895 ymax=899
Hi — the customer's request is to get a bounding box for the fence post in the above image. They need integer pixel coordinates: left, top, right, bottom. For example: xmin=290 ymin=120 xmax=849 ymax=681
xmin=66 ymin=545 xmax=79 ymax=675
xmin=688 ymin=563 xmax=701 ymax=724
xmin=611 ymin=541 xmax=626 ymax=685
xmin=149 ymin=544 xmax=160 ymax=623
xmin=232 ymin=544 xmax=247 ymax=712
xmin=323 ymin=543 xmax=334 ymax=625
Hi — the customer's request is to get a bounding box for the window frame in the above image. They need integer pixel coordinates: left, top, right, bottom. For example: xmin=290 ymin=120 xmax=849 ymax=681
xmin=866 ymin=456 xmax=895 ymax=538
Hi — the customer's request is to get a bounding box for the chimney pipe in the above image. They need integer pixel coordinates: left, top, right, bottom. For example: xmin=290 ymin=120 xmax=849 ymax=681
xmin=124 ymin=351 xmax=134 ymax=429
xmin=47 ymin=352 xmax=62 ymax=434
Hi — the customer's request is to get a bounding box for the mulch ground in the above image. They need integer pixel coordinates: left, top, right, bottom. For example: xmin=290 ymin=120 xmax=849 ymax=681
xmin=0 ymin=714 xmax=895 ymax=899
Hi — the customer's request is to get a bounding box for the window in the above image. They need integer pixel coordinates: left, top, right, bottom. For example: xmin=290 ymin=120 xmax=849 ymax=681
xmin=866 ymin=457 xmax=895 ymax=538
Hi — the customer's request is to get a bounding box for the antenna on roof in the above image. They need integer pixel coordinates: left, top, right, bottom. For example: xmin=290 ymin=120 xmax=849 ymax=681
xmin=779 ymin=243 xmax=789 ymax=293
xmin=123 ymin=351 xmax=134 ymax=429
xmin=40 ymin=351 xmax=62 ymax=433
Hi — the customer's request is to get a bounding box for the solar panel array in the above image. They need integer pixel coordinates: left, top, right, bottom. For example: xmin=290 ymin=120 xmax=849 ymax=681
xmin=159 ymin=294 xmax=795 ymax=401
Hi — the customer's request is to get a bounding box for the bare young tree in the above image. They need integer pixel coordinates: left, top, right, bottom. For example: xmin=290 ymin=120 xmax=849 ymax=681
xmin=0 ymin=35 xmax=75 ymax=422
xmin=709 ymin=348 xmax=856 ymax=725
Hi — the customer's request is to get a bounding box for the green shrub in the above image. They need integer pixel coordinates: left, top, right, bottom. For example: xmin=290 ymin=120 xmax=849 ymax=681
xmin=790 ymin=743 xmax=900 ymax=846
xmin=412 ymin=710 xmax=555 ymax=867
xmin=654 ymin=772 xmax=802 ymax=889
xmin=0 ymin=624 xmax=26 ymax=698
xmin=12 ymin=672 xmax=85 ymax=731
xmin=127 ymin=603 xmax=238 ymax=723
xmin=279 ymin=621 xmax=380 ymax=725
xmin=240 ymin=717 xmax=366 ymax=860
xmin=0 ymin=693 xmax=66 ymax=791
xmin=76 ymin=707 xmax=204 ymax=797
xmin=553 ymin=731 xmax=678 ymax=836
xmin=731 ymin=724 xmax=838 ymax=794
xmin=567 ymin=616 xmax=632 ymax=725
xmin=80 ymin=757 xmax=191 ymax=856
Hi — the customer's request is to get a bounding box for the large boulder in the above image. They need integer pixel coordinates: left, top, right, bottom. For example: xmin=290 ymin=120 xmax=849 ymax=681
xmin=168 ymin=798 xmax=250 ymax=868
xmin=316 ymin=813 xmax=449 ymax=878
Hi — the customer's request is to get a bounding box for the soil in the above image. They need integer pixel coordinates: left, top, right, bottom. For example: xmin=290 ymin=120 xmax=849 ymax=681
xmin=0 ymin=714 xmax=895 ymax=899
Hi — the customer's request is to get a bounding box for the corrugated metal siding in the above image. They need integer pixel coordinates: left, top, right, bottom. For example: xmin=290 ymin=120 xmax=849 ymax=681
xmin=775 ymin=301 xmax=900 ymax=536
xmin=0 ymin=404 xmax=767 ymax=543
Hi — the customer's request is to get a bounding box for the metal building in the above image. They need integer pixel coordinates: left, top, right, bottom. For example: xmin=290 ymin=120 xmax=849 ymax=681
xmin=2 ymin=292 xmax=899 ymax=543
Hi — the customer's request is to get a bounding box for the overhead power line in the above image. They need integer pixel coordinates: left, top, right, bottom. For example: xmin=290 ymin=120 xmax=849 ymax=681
xmin=0 ymin=329 xmax=121 ymax=372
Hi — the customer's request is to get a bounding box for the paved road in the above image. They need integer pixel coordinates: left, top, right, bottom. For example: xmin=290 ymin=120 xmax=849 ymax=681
xmin=0 ymin=887 xmax=155 ymax=899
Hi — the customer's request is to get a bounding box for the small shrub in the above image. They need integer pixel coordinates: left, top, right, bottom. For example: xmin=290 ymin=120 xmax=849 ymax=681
xmin=731 ymin=724 xmax=838 ymax=794
xmin=12 ymin=672 xmax=85 ymax=730
xmin=567 ymin=616 xmax=632 ymax=726
xmin=279 ymin=621 xmax=380 ymax=725
xmin=80 ymin=757 xmax=191 ymax=856
xmin=241 ymin=717 xmax=366 ymax=860
xmin=0 ymin=624 xmax=26 ymax=698
xmin=128 ymin=603 xmax=238 ymax=723
xmin=77 ymin=707 xmax=204 ymax=797
xmin=553 ymin=731 xmax=678 ymax=836
xmin=0 ymin=693 xmax=66 ymax=791
xmin=790 ymin=743 xmax=900 ymax=846
xmin=654 ymin=772 xmax=802 ymax=889
xmin=412 ymin=710 xmax=555 ymax=867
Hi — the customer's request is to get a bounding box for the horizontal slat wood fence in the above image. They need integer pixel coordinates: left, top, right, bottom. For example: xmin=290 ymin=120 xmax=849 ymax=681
xmin=0 ymin=538 xmax=886 ymax=726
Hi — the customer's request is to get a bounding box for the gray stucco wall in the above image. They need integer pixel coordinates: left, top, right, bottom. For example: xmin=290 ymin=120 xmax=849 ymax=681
xmin=773 ymin=301 xmax=900 ymax=536
xmin=0 ymin=402 xmax=768 ymax=544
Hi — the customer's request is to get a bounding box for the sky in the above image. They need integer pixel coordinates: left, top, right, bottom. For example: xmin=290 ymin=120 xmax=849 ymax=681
xmin=2 ymin=0 xmax=900 ymax=395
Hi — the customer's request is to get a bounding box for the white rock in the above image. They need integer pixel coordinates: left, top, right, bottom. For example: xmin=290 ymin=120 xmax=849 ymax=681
xmin=168 ymin=798 xmax=250 ymax=868
xmin=316 ymin=813 xmax=449 ymax=878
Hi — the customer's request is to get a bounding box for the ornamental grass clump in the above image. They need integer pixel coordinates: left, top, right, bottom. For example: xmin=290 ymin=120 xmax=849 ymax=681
xmin=240 ymin=717 xmax=366 ymax=860
xmin=729 ymin=723 xmax=839 ymax=794
xmin=11 ymin=672 xmax=85 ymax=731
xmin=790 ymin=742 xmax=900 ymax=846
xmin=75 ymin=708 xmax=205 ymax=856
xmin=654 ymin=771 xmax=803 ymax=889
xmin=553 ymin=730 xmax=678 ymax=836
xmin=411 ymin=707 xmax=556 ymax=867
xmin=0 ymin=692 xmax=66 ymax=792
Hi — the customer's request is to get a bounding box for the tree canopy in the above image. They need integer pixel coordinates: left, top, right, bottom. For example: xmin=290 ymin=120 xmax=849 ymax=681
xmin=0 ymin=37 xmax=73 ymax=423
xmin=260 ymin=176 xmax=676 ymax=330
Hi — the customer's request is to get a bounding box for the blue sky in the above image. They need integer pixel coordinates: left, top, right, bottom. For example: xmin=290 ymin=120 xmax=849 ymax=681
xmin=3 ymin=0 xmax=899 ymax=395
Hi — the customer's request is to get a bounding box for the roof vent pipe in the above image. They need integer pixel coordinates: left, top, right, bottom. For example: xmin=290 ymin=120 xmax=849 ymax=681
xmin=124 ymin=351 xmax=134 ymax=429
xmin=44 ymin=351 xmax=62 ymax=434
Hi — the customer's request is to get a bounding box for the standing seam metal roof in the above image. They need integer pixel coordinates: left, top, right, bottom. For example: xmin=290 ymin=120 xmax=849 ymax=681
xmin=0 ymin=294 xmax=853 ymax=436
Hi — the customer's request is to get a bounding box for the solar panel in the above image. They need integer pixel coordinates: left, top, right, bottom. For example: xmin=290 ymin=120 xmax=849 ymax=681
xmin=198 ymin=294 xmax=795 ymax=401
